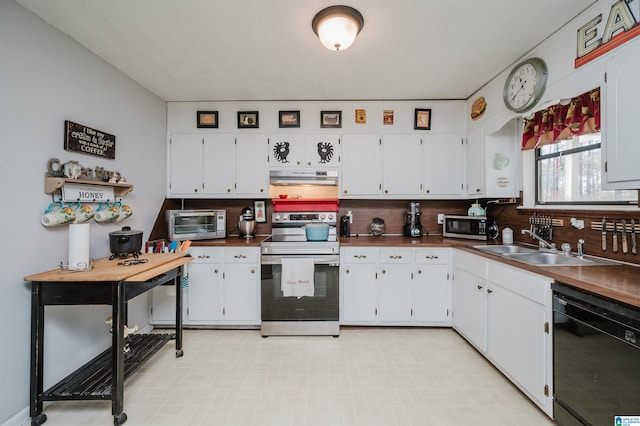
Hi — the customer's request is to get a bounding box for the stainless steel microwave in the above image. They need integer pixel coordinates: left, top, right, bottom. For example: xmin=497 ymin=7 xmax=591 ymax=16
xmin=167 ymin=210 xmax=226 ymax=241
xmin=442 ymin=215 xmax=491 ymax=240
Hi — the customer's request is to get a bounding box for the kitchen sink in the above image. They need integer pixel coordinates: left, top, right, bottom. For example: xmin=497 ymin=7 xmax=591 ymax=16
xmin=473 ymin=244 xmax=617 ymax=266
xmin=472 ymin=244 xmax=539 ymax=254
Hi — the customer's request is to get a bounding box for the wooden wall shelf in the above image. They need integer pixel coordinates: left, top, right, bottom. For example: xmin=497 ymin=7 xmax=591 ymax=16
xmin=45 ymin=174 xmax=134 ymax=197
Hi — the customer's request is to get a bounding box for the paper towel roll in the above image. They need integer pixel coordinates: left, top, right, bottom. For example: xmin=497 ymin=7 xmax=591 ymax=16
xmin=68 ymin=223 xmax=90 ymax=270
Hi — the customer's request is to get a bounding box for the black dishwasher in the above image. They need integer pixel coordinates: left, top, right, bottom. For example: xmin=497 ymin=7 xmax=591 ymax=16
xmin=552 ymin=282 xmax=640 ymax=426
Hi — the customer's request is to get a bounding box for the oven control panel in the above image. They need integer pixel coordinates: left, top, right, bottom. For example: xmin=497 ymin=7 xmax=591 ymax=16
xmin=272 ymin=211 xmax=336 ymax=225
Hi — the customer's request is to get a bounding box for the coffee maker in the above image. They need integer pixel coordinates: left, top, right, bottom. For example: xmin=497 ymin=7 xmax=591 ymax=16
xmin=403 ymin=202 xmax=424 ymax=238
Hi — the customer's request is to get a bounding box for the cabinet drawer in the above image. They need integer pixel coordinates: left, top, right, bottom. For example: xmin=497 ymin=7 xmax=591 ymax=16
xmin=415 ymin=248 xmax=451 ymax=265
xmin=379 ymin=248 xmax=413 ymax=264
xmin=224 ymin=247 xmax=259 ymax=263
xmin=187 ymin=247 xmax=223 ymax=263
xmin=487 ymin=261 xmax=551 ymax=305
xmin=341 ymin=247 xmax=378 ymax=263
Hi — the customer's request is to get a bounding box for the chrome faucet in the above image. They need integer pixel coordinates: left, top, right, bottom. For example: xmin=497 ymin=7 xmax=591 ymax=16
xmin=577 ymin=239 xmax=585 ymax=258
xmin=521 ymin=229 xmax=557 ymax=250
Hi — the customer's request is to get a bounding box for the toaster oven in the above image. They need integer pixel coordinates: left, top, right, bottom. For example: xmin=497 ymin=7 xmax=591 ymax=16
xmin=167 ymin=210 xmax=226 ymax=241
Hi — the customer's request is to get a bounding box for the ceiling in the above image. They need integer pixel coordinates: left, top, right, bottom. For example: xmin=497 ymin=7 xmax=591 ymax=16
xmin=16 ymin=0 xmax=597 ymax=102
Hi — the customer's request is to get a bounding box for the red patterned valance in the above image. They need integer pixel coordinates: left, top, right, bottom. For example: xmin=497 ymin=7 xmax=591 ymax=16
xmin=521 ymin=87 xmax=600 ymax=150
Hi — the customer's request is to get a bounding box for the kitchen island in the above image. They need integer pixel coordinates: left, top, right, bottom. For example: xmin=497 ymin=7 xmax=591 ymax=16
xmin=24 ymin=253 xmax=192 ymax=426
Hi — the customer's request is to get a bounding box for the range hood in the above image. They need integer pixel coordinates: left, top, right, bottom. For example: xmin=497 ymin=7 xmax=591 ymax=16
xmin=269 ymin=170 xmax=338 ymax=186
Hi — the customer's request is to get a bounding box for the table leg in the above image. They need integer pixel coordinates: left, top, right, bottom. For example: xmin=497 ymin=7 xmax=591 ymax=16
xmin=175 ymin=267 xmax=183 ymax=358
xmin=30 ymin=282 xmax=47 ymax=425
xmin=111 ymin=281 xmax=126 ymax=422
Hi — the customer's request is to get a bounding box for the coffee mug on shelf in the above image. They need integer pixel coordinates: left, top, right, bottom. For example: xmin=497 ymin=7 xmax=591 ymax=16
xmin=94 ymin=201 xmax=120 ymax=222
xmin=74 ymin=203 xmax=95 ymax=223
xmin=114 ymin=203 xmax=133 ymax=222
xmin=41 ymin=201 xmax=75 ymax=226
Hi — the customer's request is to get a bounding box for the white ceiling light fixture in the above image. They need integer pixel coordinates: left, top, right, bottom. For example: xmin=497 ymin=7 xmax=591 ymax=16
xmin=312 ymin=5 xmax=364 ymax=51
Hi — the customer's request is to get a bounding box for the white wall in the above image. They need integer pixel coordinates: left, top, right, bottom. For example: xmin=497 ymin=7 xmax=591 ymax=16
xmin=0 ymin=1 xmax=167 ymax=424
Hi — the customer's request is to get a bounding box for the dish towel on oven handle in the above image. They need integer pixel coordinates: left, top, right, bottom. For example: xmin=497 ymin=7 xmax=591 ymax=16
xmin=281 ymin=257 xmax=315 ymax=298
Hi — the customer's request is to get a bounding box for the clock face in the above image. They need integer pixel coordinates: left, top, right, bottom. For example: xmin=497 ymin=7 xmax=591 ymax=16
xmin=503 ymin=58 xmax=547 ymax=113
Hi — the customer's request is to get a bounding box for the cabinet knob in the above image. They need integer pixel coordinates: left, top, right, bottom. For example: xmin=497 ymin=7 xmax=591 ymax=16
xmin=260 ymin=188 xmax=264 ymax=192
xmin=346 ymin=269 xmax=350 ymax=274
xmin=477 ymin=284 xmax=483 ymax=290
xmin=194 ymin=188 xmax=198 ymax=192
xmin=487 ymin=289 xmax=493 ymax=294
xmin=251 ymin=269 xmax=255 ymax=274
xmin=214 ymin=269 xmax=219 ymax=273
xmin=417 ymin=270 xmax=422 ymax=274
xmin=476 ymin=188 xmax=481 ymax=193
xmin=227 ymin=188 xmax=231 ymax=193
xmin=384 ymin=189 xmax=389 ymax=193
xmin=426 ymin=189 xmax=430 ymax=193
xmin=382 ymin=269 xmax=386 ymax=274
xmin=343 ymin=190 xmax=348 ymax=194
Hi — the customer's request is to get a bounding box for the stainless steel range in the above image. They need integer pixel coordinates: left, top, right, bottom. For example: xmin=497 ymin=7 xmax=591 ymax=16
xmin=260 ymin=203 xmax=340 ymax=337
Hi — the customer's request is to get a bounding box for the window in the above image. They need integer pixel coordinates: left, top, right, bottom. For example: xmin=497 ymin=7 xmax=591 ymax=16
xmin=536 ymin=133 xmax=637 ymax=205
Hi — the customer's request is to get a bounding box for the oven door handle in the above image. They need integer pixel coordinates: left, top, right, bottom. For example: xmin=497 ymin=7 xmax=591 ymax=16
xmin=261 ymin=255 xmax=340 ymax=266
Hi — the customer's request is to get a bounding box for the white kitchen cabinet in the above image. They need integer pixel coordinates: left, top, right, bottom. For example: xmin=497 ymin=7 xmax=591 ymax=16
xmin=341 ymin=247 xmax=378 ymax=323
xmin=168 ymin=132 xmax=268 ymax=198
xmin=451 ymin=266 xmax=487 ymax=351
xmin=268 ymin=133 xmax=341 ymax=169
xmin=305 ymin=134 xmax=340 ymax=168
xmin=423 ymin=133 xmax=465 ymax=197
xmin=222 ymin=247 xmax=260 ymax=324
xmin=268 ymin=133 xmax=305 ymax=167
xmin=203 ymin=134 xmax=236 ymax=194
xmin=235 ymin=133 xmax=269 ymax=196
xmin=377 ymin=248 xmax=414 ymax=322
xmin=341 ymin=134 xmax=381 ymax=196
xmin=414 ymin=248 xmax=452 ymax=324
xmin=149 ymin=284 xmax=187 ymax=325
xmin=381 ymin=134 xmax=422 ymax=196
xmin=151 ymin=247 xmax=260 ymax=326
xmin=603 ymin=40 xmax=640 ymax=189
xmin=465 ymin=126 xmax=485 ymax=197
xmin=453 ymin=249 xmax=553 ymax=418
xmin=341 ymin=247 xmax=452 ymax=326
xmin=168 ymin=133 xmax=205 ymax=196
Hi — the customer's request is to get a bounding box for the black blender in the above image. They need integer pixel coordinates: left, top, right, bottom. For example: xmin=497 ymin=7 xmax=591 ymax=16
xmin=403 ymin=202 xmax=424 ymax=238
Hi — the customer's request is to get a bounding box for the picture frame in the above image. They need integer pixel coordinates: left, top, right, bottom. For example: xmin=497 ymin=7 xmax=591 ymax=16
xmin=197 ymin=111 xmax=218 ymax=128
xmin=321 ymin=110 xmax=342 ymax=128
xmin=279 ymin=110 xmax=300 ymax=128
xmin=414 ymin=108 xmax=432 ymax=130
xmin=238 ymin=111 xmax=259 ymax=128
xmin=253 ymin=200 xmax=267 ymax=223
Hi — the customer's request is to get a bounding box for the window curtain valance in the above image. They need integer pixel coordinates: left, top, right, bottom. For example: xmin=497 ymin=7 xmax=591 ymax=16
xmin=521 ymin=87 xmax=600 ymax=150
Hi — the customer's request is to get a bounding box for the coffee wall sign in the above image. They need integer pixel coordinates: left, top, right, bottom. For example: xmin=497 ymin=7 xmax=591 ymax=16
xmin=576 ymin=0 xmax=640 ymax=68
xmin=64 ymin=120 xmax=116 ymax=159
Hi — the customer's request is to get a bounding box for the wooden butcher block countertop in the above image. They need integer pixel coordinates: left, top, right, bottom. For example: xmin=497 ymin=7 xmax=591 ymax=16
xmin=24 ymin=253 xmax=192 ymax=283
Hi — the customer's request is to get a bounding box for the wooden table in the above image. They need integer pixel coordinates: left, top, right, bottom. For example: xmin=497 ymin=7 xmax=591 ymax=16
xmin=24 ymin=253 xmax=192 ymax=426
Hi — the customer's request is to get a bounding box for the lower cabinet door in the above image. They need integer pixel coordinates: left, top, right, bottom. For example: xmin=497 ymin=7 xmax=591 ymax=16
xmin=223 ymin=264 xmax=260 ymax=323
xmin=187 ymin=263 xmax=224 ymax=322
xmin=414 ymin=265 xmax=450 ymax=324
xmin=486 ymin=284 xmax=547 ymax=406
xmin=378 ymin=265 xmax=412 ymax=322
xmin=342 ymin=265 xmax=377 ymax=323
xmin=452 ymin=267 xmax=487 ymax=351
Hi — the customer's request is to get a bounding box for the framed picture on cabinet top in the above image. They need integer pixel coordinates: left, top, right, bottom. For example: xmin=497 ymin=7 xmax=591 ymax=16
xmin=414 ymin=108 xmax=432 ymax=130
xmin=321 ymin=111 xmax=341 ymax=128
xmin=197 ymin=111 xmax=218 ymax=128
xmin=279 ymin=110 xmax=300 ymax=128
xmin=238 ymin=111 xmax=259 ymax=128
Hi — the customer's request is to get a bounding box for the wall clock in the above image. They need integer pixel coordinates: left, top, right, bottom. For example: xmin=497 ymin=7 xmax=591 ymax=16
xmin=503 ymin=58 xmax=548 ymax=113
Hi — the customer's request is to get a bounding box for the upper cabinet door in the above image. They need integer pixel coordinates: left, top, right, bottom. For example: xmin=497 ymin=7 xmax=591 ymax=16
xmin=381 ymin=134 xmax=422 ymax=196
xmin=203 ymin=134 xmax=236 ymax=195
xmin=235 ymin=133 xmax=269 ymax=196
xmin=341 ymin=134 xmax=381 ymax=196
xmin=305 ymin=134 xmax=341 ymax=168
xmin=168 ymin=133 xmax=203 ymax=196
xmin=423 ymin=133 xmax=465 ymax=197
xmin=466 ymin=126 xmax=485 ymax=197
xmin=603 ymin=42 xmax=640 ymax=189
xmin=269 ymin=134 xmax=304 ymax=167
